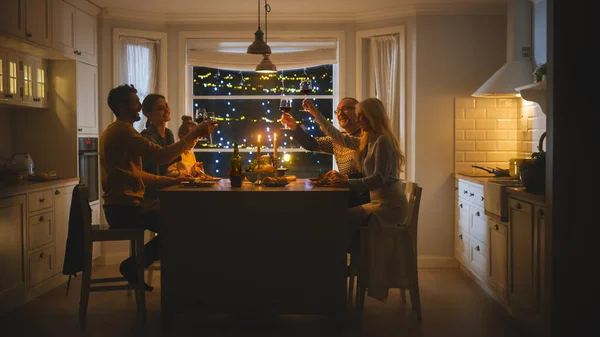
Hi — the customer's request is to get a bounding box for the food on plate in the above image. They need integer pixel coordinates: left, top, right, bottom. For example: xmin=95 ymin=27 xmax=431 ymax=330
xmin=245 ymin=158 xmax=276 ymax=173
xmin=194 ymin=172 xmax=217 ymax=182
xmin=262 ymin=176 xmax=289 ymax=185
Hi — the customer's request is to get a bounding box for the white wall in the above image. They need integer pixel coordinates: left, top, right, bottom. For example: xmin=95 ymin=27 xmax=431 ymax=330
xmin=0 ymin=110 xmax=12 ymax=159
xmin=414 ymin=14 xmax=506 ymax=266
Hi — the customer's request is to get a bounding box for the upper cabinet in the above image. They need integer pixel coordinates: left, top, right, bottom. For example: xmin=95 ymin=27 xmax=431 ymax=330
xmin=0 ymin=49 xmax=48 ymax=108
xmin=0 ymin=0 xmax=52 ymax=48
xmin=53 ymin=0 xmax=98 ymax=66
xmin=76 ymin=61 xmax=98 ymax=135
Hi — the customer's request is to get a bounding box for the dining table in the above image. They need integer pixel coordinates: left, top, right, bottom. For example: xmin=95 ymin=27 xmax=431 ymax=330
xmin=159 ymin=178 xmax=349 ymax=327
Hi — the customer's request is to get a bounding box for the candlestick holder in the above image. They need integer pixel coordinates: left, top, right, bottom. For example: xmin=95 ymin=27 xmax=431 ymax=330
xmin=271 ymin=155 xmax=278 ymax=168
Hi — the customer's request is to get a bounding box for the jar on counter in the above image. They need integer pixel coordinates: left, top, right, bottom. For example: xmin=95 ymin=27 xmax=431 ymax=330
xmin=508 ymin=158 xmax=525 ymax=178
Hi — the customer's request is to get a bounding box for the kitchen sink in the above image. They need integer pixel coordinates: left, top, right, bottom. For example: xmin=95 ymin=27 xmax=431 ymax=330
xmin=484 ymin=178 xmax=523 ymax=221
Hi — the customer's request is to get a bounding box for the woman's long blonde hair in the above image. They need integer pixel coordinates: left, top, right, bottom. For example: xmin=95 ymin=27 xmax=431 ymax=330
xmin=356 ymin=97 xmax=405 ymax=173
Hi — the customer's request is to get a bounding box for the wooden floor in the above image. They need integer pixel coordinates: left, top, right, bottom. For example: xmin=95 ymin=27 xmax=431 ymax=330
xmin=0 ymin=265 xmax=531 ymax=337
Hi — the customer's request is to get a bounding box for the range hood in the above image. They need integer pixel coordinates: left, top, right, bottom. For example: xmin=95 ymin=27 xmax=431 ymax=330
xmin=473 ymin=0 xmax=533 ymax=98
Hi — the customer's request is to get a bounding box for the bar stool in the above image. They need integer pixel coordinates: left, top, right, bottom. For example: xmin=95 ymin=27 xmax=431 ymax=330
xmin=68 ymin=185 xmax=147 ymax=330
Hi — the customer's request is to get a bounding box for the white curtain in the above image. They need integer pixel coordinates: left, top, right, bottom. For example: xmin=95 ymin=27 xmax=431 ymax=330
xmin=369 ymin=34 xmax=399 ymax=136
xmin=119 ymin=37 xmax=160 ymax=132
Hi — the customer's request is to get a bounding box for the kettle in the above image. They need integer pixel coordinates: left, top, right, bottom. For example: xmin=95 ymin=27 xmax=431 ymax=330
xmin=519 ymin=132 xmax=546 ymax=193
xmin=10 ymin=153 xmax=35 ymax=177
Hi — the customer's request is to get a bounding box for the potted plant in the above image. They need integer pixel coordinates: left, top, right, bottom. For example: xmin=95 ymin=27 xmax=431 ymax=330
xmin=534 ymin=63 xmax=547 ymax=83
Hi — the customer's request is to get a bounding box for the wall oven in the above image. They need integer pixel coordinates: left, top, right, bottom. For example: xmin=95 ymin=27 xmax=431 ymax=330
xmin=79 ymin=137 xmax=99 ymax=202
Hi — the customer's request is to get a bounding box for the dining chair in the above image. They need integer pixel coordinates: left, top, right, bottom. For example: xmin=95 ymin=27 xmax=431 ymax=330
xmin=349 ymin=181 xmax=423 ymax=321
xmin=69 ymin=184 xmax=147 ymax=330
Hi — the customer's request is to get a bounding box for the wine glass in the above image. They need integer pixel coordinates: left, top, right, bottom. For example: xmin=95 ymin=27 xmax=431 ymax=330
xmin=299 ymin=80 xmax=312 ymax=112
xmin=279 ymin=98 xmax=292 ymax=130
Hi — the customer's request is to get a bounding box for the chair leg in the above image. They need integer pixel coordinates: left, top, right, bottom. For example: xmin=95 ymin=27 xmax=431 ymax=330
xmin=400 ymin=288 xmax=407 ymax=304
xmin=127 ymin=240 xmax=136 ymax=297
xmin=147 ymin=265 xmax=154 ymax=287
xmin=79 ymin=239 xmax=93 ymax=331
xmin=134 ymin=235 xmax=147 ymax=325
xmin=357 ymin=283 xmax=366 ymax=323
xmin=400 ymin=232 xmax=422 ymax=320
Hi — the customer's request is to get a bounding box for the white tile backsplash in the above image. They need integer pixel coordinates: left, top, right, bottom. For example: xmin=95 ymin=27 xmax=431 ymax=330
xmin=454 ymin=97 xmax=547 ymax=175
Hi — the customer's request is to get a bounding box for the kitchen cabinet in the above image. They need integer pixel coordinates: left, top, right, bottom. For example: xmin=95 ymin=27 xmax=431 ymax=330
xmin=508 ymin=194 xmax=545 ymax=335
xmin=0 ymin=49 xmax=48 ymax=108
xmin=0 ymin=195 xmax=27 ymax=316
xmin=0 ymin=179 xmax=78 ymax=314
xmin=76 ymin=61 xmax=98 ymax=135
xmin=0 ymin=0 xmax=52 ymax=48
xmin=53 ymin=0 xmax=98 ymax=66
xmin=488 ymin=219 xmax=507 ymax=300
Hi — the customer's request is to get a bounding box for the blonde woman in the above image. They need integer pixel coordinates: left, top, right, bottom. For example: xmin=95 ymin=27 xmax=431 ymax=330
xmin=170 ymin=116 xmax=204 ymax=177
xmin=302 ymin=98 xmax=408 ymax=241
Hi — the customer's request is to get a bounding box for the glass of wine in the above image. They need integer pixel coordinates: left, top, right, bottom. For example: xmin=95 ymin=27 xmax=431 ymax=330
xmin=279 ymin=98 xmax=292 ymax=130
xmin=299 ymin=80 xmax=312 ymax=112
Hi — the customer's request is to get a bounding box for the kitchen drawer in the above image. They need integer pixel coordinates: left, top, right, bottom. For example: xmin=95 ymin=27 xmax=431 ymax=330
xmin=469 ymin=237 xmax=488 ymax=278
xmin=28 ymin=189 xmax=54 ymax=213
xmin=458 ymin=180 xmax=471 ymax=201
xmin=470 ymin=184 xmax=485 ymax=208
xmin=469 ymin=205 xmax=489 ymax=244
xmin=29 ymin=245 xmax=55 ymax=287
xmin=28 ymin=211 xmax=54 ymax=250
xmin=457 ymin=199 xmax=470 ymax=232
xmin=455 ymin=230 xmax=470 ymax=265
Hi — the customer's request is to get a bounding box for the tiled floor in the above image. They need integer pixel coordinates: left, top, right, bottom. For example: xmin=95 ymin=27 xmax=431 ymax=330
xmin=0 ymin=265 xmax=530 ymax=337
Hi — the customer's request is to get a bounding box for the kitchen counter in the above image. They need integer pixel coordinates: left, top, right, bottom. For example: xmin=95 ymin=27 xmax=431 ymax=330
xmin=455 ymin=173 xmax=496 ymax=185
xmin=506 ymin=187 xmax=545 ymax=204
xmin=0 ymin=177 xmax=80 ymax=199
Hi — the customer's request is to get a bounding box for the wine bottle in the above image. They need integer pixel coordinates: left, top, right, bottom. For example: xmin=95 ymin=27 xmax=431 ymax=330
xmin=230 ymin=143 xmax=242 ymax=176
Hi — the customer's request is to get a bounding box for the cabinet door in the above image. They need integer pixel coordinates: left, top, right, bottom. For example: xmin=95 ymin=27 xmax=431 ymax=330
xmin=508 ymin=198 xmax=537 ymax=314
xmin=33 ymin=59 xmax=48 ymax=106
xmin=457 ymin=199 xmax=469 ymax=232
xmin=5 ymin=53 xmax=20 ymax=102
xmin=0 ymin=0 xmax=23 ymax=38
xmin=20 ymin=56 xmax=34 ymax=103
xmin=489 ymin=220 xmax=507 ymax=299
xmin=29 ymin=245 xmax=55 ymax=287
xmin=53 ymin=0 xmax=75 ymax=53
xmin=535 ymin=206 xmax=546 ymax=317
xmin=73 ymin=8 xmax=97 ymax=65
xmin=54 ymin=185 xmax=74 ymax=276
xmin=90 ymin=202 xmax=101 ymax=260
xmin=76 ymin=62 xmax=98 ymax=135
xmin=0 ymin=51 xmax=6 ymax=100
xmin=0 ymin=195 xmax=26 ymax=313
xmin=25 ymin=0 xmax=52 ymax=47
xmin=469 ymin=205 xmax=488 ymax=244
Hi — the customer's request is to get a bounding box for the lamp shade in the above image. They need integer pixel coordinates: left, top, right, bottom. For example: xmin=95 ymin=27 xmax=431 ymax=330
xmin=247 ymin=29 xmax=272 ymax=55
xmin=255 ymin=54 xmax=277 ymax=73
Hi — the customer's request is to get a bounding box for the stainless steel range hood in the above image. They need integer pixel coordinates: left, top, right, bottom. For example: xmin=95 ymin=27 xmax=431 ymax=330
xmin=472 ymin=0 xmax=533 ymax=98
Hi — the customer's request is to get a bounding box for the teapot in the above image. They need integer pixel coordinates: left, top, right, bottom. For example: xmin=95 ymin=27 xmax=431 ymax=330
xmin=519 ymin=132 xmax=546 ymax=193
xmin=10 ymin=153 xmax=35 ymax=177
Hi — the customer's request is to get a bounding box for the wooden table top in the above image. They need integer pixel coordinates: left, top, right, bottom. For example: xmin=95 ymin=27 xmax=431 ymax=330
xmin=161 ymin=178 xmax=348 ymax=193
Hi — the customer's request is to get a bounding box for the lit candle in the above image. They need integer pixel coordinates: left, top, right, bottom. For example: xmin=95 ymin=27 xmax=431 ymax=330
xmin=273 ymin=133 xmax=277 ymax=159
xmin=257 ymin=134 xmax=261 ymax=159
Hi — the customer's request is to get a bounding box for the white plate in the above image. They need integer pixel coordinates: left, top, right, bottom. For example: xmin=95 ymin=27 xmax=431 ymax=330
xmin=181 ymin=181 xmax=217 ymax=188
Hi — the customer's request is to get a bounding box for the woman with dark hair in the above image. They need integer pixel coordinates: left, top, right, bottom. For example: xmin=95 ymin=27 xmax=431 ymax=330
xmin=140 ymin=94 xmax=183 ymax=199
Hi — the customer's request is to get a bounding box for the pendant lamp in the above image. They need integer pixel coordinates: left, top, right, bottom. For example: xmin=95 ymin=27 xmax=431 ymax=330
xmin=256 ymin=54 xmax=277 ymax=73
xmin=247 ymin=0 xmax=272 ymax=55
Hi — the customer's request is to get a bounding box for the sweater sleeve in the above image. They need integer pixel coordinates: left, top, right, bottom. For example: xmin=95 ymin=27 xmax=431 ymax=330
xmin=348 ymin=137 xmax=397 ymax=193
xmin=314 ymin=114 xmax=360 ymax=150
xmin=123 ymin=125 xmax=188 ymax=165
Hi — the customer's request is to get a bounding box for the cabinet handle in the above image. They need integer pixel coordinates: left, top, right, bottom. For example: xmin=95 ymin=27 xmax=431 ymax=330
xmin=39 ymin=216 xmax=45 ymax=222
xmin=476 ymin=211 xmax=480 ymax=216
xmin=470 ymin=192 xmax=474 ymax=197
xmin=475 ymin=246 xmax=480 ymax=251
xmin=78 ymin=128 xmax=83 ymax=132
xmin=494 ymin=224 xmax=499 ymax=230
xmin=463 ymin=190 xmax=468 ymax=194
xmin=459 ymin=203 xmax=463 ymax=208
xmin=458 ymin=234 xmax=463 ymax=240
xmin=55 ymin=190 xmax=61 ymax=195
xmin=40 ymin=252 xmax=46 ymax=259
xmin=538 ymin=209 xmax=544 ymax=216
xmin=74 ymin=50 xmax=79 ymax=54
xmin=515 ymin=203 xmax=521 ymax=209
xmin=26 ymin=32 xmax=32 ymax=38
xmin=39 ymin=198 xmax=45 ymax=203
xmin=481 ymin=196 xmax=484 ymax=201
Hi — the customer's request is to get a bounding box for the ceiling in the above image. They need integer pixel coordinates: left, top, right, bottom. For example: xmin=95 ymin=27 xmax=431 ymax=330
xmin=90 ymin=0 xmax=505 ymax=22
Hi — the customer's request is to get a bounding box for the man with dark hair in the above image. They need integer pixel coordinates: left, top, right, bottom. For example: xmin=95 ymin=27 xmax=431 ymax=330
xmin=281 ymin=97 xmax=369 ymax=207
xmin=100 ymin=84 xmax=217 ymax=290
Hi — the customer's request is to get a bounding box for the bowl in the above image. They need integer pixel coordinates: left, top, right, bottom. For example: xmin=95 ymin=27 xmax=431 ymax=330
xmin=276 ymin=168 xmax=288 ymax=177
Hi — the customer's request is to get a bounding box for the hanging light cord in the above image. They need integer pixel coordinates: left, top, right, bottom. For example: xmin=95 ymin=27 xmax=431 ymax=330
xmin=257 ymin=0 xmax=261 ymax=30
xmin=264 ymin=0 xmax=271 ymax=43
